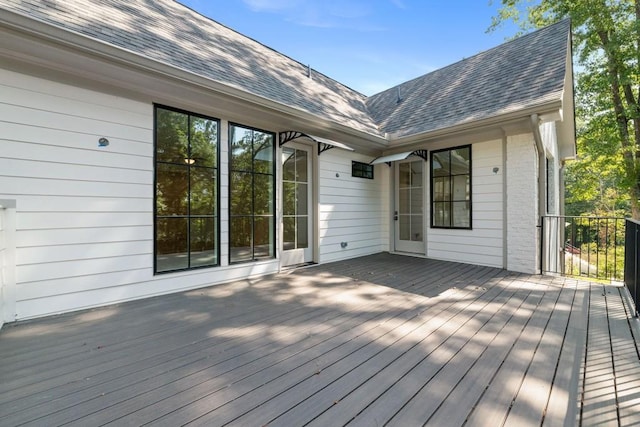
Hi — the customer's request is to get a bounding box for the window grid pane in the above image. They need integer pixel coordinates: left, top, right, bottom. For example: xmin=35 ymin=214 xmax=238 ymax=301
xmin=229 ymin=124 xmax=275 ymax=263
xmin=154 ymin=106 xmax=219 ymax=273
xmin=431 ymin=145 xmax=471 ymax=229
xmin=352 ymin=161 xmax=374 ymax=179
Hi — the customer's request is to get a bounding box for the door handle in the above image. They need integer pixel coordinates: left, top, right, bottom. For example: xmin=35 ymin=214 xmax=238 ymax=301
xmin=394 ymin=211 xmax=398 ymax=221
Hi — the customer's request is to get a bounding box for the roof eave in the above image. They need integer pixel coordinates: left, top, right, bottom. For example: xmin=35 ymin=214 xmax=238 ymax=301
xmin=386 ymin=99 xmax=564 ymax=147
xmin=0 ymin=8 xmax=388 ymax=149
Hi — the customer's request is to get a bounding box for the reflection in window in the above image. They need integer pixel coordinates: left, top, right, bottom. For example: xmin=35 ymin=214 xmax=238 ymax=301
xmin=229 ymin=124 xmax=275 ymax=263
xmin=155 ymin=106 xmax=219 ymax=273
xmin=431 ymin=145 xmax=471 ymax=229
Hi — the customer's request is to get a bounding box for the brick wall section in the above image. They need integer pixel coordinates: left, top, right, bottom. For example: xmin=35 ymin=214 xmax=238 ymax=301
xmin=506 ymin=133 xmax=539 ymax=274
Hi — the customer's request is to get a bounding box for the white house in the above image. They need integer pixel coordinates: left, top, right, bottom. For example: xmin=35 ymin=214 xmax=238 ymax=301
xmin=0 ymin=0 xmax=575 ymax=326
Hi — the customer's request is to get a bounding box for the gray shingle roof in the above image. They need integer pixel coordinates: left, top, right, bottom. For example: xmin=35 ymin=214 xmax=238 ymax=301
xmin=366 ymin=20 xmax=571 ymax=138
xmin=1 ymin=0 xmax=380 ymax=135
xmin=0 ymin=0 xmax=570 ymax=141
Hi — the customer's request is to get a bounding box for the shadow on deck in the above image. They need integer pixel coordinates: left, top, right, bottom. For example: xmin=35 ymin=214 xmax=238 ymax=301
xmin=0 ymin=253 xmax=639 ymax=426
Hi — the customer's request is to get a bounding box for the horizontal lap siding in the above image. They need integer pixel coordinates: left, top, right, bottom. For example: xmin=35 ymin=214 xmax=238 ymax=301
xmin=0 ymin=69 xmax=281 ymax=320
xmin=0 ymin=69 xmax=153 ymax=319
xmin=318 ymin=152 xmax=389 ymax=263
xmin=428 ymin=139 xmax=504 ymax=268
xmin=0 ymin=209 xmax=5 ymax=328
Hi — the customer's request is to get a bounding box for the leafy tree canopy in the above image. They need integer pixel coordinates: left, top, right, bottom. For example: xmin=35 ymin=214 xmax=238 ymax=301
xmin=490 ymin=0 xmax=640 ymax=218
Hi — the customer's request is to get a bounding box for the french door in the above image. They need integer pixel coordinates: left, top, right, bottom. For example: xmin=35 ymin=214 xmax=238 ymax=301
xmin=281 ymin=143 xmax=313 ymax=266
xmin=395 ymin=158 xmax=425 ymax=254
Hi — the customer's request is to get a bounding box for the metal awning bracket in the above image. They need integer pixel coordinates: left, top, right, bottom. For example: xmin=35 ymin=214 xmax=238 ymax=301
xmin=278 ymin=131 xmax=355 ymax=156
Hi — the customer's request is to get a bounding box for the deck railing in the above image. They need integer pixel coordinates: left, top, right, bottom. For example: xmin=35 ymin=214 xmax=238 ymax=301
xmin=624 ymin=219 xmax=640 ymax=317
xmin=541 ymin=216 xmax=626 ymax=282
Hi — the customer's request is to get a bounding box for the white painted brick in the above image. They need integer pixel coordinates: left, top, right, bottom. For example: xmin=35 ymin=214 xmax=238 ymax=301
xmin=506 ymin=133 xmax=539 ymax=273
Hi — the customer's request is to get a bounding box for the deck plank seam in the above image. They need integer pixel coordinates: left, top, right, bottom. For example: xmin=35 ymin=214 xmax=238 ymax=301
xmin=110 ymin=272 xmax=483 ymax=425
xmin=202 ymin=275 xmax=508 ymax=426
xmin=307 ymin=274 xmax=523 ymax=427
xmin=458 ymin=283 xmax=555 ymax=426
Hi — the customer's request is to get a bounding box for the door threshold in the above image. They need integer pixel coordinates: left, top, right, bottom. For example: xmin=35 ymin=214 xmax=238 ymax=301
xmin=390 ymin=251 xmax=427 ymax=259
xmin=280 ymin=261 xmax=316 ymax=272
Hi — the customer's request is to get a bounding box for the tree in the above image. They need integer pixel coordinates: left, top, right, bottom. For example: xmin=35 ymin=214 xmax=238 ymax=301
xmin=490 ymin=0 xmax=640 ymax=218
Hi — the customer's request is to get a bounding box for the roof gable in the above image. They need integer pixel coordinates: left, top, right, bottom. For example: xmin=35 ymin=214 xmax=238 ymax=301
xmin=366 ymin=20 xmax=571 ymax=138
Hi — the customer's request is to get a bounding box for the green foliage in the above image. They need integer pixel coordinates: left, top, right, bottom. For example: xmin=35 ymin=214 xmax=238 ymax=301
xmin=490 ymin=0 xmax=640 ymax=218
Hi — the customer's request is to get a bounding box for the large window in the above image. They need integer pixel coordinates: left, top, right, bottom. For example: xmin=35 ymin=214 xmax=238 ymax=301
xmin=431 ymin=145 xmax=471 ymax=229
xmin=229 ymin=124 xmax=275 ymax=263
xmin=154 ymin=105 xmax=219 ymax=273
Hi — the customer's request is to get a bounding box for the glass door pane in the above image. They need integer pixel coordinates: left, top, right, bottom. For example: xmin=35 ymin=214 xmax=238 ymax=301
xmin=395 ymin=159 xmax=425 ymax=253
xmin=282 ymin=146 xmax=311 ymax=262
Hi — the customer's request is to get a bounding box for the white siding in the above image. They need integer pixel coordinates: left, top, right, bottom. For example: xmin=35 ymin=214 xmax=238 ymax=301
xmin=0 ymin=207 xmax=5 ymax=329
xmin=506 ymin=133 xmax=539 ymax=273
xmin=0 ymin=200 xmax=17 ymax=326
xmin=540 ymin=121 xmax=563 ymax=272
xmin=318 ymin=152 xmax=389 ymax=263
xmin=0 ymin=69 xmax=279 ymax=320
xmin=427 ymin=139 xmax=504 ymax=268
xmin=540 ymin=121 xmax=561 ymax=214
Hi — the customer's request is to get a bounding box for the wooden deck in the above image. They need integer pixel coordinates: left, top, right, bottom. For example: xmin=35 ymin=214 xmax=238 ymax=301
xmin=1 ymin=253 xmax=639 ymax=426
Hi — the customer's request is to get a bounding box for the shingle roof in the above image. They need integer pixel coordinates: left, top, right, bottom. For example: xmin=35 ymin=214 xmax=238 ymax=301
xmin=0 ymin=0 xmax=380 ymax=135
xmin=366 ymin=20 xmax=571 ymax=138
xmin=0 ymin=1 xmax=570 ymax=141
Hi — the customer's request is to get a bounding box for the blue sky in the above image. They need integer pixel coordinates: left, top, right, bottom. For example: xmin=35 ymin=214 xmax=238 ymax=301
xmin=179 ymin=1 xmax=521 ymax=96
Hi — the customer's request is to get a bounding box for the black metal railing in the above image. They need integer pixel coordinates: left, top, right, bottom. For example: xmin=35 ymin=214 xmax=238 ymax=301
xmin=541 ymin=216 xmax=626 ymax=282
xmin=624 ymin=219 xmax=640 ymax=317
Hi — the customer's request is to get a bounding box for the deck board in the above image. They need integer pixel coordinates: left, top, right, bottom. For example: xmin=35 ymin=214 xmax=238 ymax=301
xmin=608 ymin=286 xmax=640 ymax=427
xmin=337 ymin=275 xmax=525 ymax=427
xmin=503 ymin=277 xmax=577 ymax=426
xmin=581 ymin=284 xmax=619 ymax=427
xmin=0 ymin=253 xmax=639 ymax=427
xmin=239 ymin=275 xmax=512 ymax=427
xmin=541 ymin=279 xmax=588 ymax=427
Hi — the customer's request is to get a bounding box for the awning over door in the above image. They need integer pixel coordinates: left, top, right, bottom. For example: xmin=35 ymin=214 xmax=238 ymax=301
xmin=279 ymin=131 xmax=355 ymax=156
xmin=370 ymin=151 xmax=413 ymax=165
xmin=370 ymin=150 xmax=428 ymax=165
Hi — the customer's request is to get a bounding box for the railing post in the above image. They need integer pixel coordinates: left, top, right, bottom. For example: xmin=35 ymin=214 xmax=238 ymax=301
xmin=624 ymin=219 xmax=639 ymax=317
xmin=625 ymin=224 xmax=639 ymax=317
xmin=540 ymin=216 xmax=545 ymax=275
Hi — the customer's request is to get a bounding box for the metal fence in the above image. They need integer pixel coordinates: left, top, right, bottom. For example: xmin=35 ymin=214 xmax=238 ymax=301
xmin=541 ymin=216 xmax=626 ymax=281
xmin=624 ymin=219 xmax=640 ymax=317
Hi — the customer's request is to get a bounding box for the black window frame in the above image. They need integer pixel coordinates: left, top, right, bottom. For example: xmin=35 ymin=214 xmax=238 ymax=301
xmin=352 ymin=161 xmax=374 ymax=179
xmin=153 ymin=104 xmax=221 ymax=274
xmin=430 ymin=144 xmax=472 ymax=230
xmin=228 ymin=122 xmax=276 ymax=264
